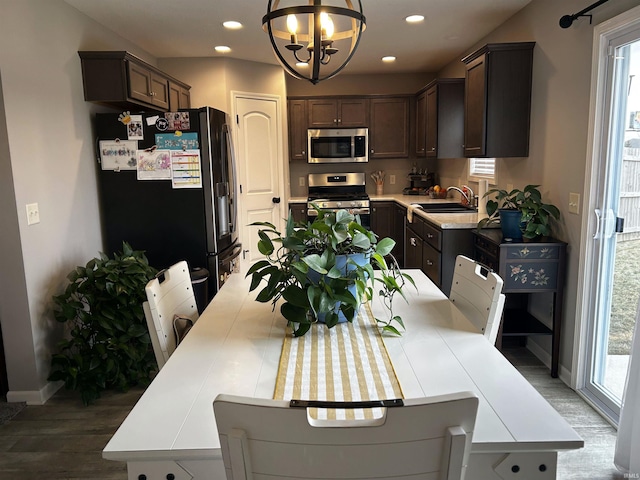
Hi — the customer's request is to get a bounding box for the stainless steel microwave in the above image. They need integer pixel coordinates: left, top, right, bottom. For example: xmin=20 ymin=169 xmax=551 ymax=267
xmin=307 ymin=128 xmax=368 ymax=163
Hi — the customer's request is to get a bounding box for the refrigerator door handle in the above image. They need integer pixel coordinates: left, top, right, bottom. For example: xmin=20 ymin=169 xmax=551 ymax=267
xmin=224 ymin=124 xmax=238 ymax=235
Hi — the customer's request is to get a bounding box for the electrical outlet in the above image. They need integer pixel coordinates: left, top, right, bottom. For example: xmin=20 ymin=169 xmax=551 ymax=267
xmin=389 ymin=175 xmax=396 ymax=185
xmin=569 ymin=192 xmax=580 ymax=215
xmin=26 ymin=203 xmax=40 ymax=225
xmin=299 ymin=176 xmax=305 ymax=187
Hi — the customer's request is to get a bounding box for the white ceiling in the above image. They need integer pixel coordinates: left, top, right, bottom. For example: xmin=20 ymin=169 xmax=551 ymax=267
xmin=64 ymin=0 xmax=533 ymax=74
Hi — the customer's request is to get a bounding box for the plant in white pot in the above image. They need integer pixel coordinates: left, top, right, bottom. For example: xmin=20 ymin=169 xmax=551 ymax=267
xmin=477 ymin=185 xmax=560 ymax=240
xmin=247 ymin=205 xmax=414 ymax=336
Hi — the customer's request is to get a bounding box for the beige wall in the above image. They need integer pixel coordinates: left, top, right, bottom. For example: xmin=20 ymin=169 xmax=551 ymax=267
xmin=436 ymin=0 xmax=640 ymax=378
xmin=286 ymin=72 xmax=435 ymax=96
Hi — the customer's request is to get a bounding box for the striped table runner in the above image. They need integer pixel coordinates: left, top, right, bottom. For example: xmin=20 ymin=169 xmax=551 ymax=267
xmin=274 ymin=303 xmax=403 ymax=420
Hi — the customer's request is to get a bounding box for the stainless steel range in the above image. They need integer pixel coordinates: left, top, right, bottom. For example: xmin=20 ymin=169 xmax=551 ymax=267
xmin=307 ymin=172 xmax=371 ymax=228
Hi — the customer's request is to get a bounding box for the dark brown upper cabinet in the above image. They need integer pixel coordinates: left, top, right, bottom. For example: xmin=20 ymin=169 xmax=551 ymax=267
xmin=307 ymin=98 xmax=369 ymax=127
xmin=415 ymin=89 xmax=427 ymax=157
xmin=369 ymin=96 xmax=410 ymax=159
xmin=169 ymin=81 xmax=191 ymax=110
xmin=288 ymin=99 xmax=308 ymax=161
xmin=423 ymin=79 xmax=465 ymax=159
xmin=462 ymin=42 xmax=535 ymax=158
xmin=78 ymin=51 xmax=191 ymax=112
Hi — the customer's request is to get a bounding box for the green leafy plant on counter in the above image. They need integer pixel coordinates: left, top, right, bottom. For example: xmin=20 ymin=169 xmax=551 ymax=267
xmin=48 ymin=242 xmax=158 ymax=405
xmin=477 ymin=185 xmax=561 ymax=240
xmin=247 ymin=205 xmax=415 ymax=337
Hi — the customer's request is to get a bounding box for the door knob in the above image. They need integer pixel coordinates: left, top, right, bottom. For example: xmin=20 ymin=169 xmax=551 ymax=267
xmin=272 ymin=197 xmax=281 ymax=204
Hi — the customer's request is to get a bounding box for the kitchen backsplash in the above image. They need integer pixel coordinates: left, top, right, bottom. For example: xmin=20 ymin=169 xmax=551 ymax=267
xmin=289 ymin=158 xmax=437 ymax=198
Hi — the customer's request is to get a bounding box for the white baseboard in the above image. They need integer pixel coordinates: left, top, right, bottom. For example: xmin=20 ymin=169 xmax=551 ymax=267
xmin=6 ymin=381 xmax=63 ymax=405
xmin=526 ymin=340 xmax=573 ymax=387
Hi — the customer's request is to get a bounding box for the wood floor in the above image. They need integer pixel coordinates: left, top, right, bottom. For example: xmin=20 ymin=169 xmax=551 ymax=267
xmin=0 ymin=345 xmax=625 ymax=479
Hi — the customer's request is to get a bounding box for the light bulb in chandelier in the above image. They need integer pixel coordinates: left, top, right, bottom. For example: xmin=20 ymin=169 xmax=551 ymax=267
xmin=286 ymin=14 xmax=300 ymax=46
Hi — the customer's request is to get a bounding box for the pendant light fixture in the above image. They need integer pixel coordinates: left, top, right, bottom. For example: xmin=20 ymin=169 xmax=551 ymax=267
xmin=262 ymin=0 xmax=366 ymax=84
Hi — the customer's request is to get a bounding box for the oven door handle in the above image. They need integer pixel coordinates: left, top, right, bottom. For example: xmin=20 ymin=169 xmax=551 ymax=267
xmin=348 ymin=208 xmax=370 ymax=215
xmin=307 ymin=207 xmax=370 ymax=216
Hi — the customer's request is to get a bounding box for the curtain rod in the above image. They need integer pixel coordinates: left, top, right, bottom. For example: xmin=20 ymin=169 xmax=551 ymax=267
xmin=559 ymin=0 xmax=611 ymax=28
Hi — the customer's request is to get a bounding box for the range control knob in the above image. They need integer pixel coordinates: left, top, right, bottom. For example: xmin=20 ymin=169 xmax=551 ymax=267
xmin=336 ymin=202 xmax=342 ymax=207
xmin=351 ymin=201 xmax=357 ymax=207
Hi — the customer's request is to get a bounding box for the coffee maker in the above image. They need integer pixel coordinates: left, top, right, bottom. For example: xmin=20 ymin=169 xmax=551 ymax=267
xmin=403 ymin=172 xmax=435 ymax=195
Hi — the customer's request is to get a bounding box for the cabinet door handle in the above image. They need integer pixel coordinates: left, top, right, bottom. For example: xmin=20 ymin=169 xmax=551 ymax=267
xmin=370 ymin=149 xmax=374 ymax=154
xmin=410 ymin=237 xmax=417 ymax=247
xmin=426 ymin=233 xmax=434 ymax=239
xmin=425 ymin=260 xmax=434 ymax=266
xmin=302 ymin=150 xmax=305 ymax=155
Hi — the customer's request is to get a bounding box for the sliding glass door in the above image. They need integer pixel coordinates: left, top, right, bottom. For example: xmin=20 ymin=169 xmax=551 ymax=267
xmin=581 ymin=19 xmax=640 ymax=424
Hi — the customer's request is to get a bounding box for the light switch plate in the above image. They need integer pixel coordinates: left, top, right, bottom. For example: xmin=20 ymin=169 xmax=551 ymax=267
xmin=390 ymin=175 xmax=396 ymax=185
xmin=299 ymin=176 xmax=305 ymax=187
xmin=26 ymin=203 xmax=40 ymax=225
xmin=569 ymin=192 xmax=580 ymax=215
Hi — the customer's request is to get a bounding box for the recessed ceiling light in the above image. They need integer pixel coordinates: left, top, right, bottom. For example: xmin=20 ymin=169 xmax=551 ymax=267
xmin=382 ymin=56 xmax=396 ymax=63
xmin=214 ymin=46 xmax=231 ymax=53
xmin=406 ymin=15 xmax=425 ymax=23
xmin=223 ymin=21 xmax=243 ymax=29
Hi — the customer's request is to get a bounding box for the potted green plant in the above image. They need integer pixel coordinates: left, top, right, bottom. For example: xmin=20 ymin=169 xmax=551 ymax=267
xmin=247 ymin=206 xmax=415 ymax=337
xmin=48 ymin=242 xmax=158 ymax=405
xmin=477 ymin=185 xmax=560 ymax=240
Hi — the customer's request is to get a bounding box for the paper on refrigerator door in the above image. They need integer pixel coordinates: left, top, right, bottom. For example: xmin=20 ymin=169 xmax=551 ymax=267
xmin=171 ymin=150 xmax=202 ymax=189
xmin=137 ymin=149 xmax=171 ymax=180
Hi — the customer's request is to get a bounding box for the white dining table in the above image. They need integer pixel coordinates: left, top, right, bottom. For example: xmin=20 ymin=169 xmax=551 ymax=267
xmin=103 ymin=269 xmax=583 ymax=480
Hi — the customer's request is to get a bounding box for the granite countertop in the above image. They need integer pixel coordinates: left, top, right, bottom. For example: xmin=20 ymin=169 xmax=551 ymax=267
xmin=288 ymin=193 xmax=490 ymax=229
xmin=370 ymin=193 xmax=488 ymax=229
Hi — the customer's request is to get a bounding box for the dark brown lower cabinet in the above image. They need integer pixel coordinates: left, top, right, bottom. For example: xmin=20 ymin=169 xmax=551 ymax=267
xmin=372 ymin=201 xmax=405 ymax=267
xmin=405 ymin=214 xmax=472 ymax=295
xmin=288 ymin=203 xmax=307 ymax=223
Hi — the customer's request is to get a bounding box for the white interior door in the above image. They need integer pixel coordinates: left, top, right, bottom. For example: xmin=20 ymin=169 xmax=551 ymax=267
xmin=233 ymin=93 xmax=284 ymax=272
xmin=578 ymin=9 xmax=640 ymax=425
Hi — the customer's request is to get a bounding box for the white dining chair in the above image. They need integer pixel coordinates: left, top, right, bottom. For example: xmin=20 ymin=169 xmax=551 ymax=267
xmin=449 ymin=255 xmax=505 ymax=346
xmin=143 ymin=260 xmax=199 ymax=369
xmin=213 ymin=391 xmax=479 ymax=480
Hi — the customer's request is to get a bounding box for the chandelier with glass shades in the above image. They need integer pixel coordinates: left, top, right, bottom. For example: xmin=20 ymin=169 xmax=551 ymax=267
xmin=262 ymin=0 xmax=366 ymax=84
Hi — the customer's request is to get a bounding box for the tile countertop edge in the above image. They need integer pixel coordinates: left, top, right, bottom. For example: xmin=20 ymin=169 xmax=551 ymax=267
xmin=370 ymin=194 xmax=489 ymax=230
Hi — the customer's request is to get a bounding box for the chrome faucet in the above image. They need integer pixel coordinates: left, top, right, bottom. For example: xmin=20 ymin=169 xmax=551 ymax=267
xmin=447 ymin=185 xmax=475 ymax=207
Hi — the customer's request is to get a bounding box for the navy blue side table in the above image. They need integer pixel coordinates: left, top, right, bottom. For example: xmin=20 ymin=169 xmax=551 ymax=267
xmin=473 ymin=229 xmax=567 ymax=377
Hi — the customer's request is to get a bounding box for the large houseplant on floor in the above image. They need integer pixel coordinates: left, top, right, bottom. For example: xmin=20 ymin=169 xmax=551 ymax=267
xmin=48 ymin=242 xmax=158 ymax=405
xmin=247 ymin=206 xmax=414 ymax=336
xmin=477 ymin=185 xmax=561 ymax=240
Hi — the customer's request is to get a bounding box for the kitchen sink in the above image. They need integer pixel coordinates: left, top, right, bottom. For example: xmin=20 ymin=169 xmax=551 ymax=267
xmin=412 ymin=202 xmax=477 ymax=213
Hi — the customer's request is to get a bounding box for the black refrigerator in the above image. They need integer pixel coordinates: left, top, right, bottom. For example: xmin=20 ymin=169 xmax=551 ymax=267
xmin=94 ymin=107 xmax=241 ymax=302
